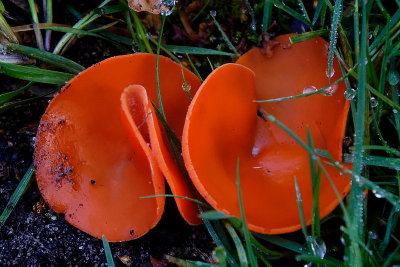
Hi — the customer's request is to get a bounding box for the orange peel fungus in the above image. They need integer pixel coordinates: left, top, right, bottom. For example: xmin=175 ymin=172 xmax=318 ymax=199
xmin=34 ymin=53 xmax=202 ymax=242
xmin=182 ymin=34 xmax=352 ymax=234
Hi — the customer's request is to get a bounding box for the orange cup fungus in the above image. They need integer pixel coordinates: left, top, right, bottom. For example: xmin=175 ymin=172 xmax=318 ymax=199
xmin=34 ymin=34 xmax=352 ymax=241
xmin=182 ymin=34 xmax=352 ymax=234
xmin=34 ymin=53 xmax=202 ymax=242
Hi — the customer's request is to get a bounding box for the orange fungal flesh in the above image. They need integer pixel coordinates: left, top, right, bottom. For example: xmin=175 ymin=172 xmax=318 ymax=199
xmin=121 ymin=85 xmax=202 ymax=225
xmin=183 ymin=35 xmax=352 ymax=234
xmin=34 ymin=53 xmax=201 ymax=241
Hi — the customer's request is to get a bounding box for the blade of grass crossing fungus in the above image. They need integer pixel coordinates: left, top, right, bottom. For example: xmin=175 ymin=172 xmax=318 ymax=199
xmin=141 ymin=194 xmax=209 ymax=207
xmin=0 ymin=63 xmax=74 ymax=84
xmin=5 ymin=42 xmax=84 ymax=74
xmin=327 ymin=0 xmax=342 ymax=83
xmin=209 ymin=12 xmax=240 ymax=57
xmin=294 ymin=176 xmax=314 ymax=257
xmin=262 ymin=0 xmax=272 ymax=32
xmin=0 ymin=81 xmax=35 ymax=106
xmin=255 ymin=66 xmax=356 ymax=103
xmin=307 ymin=129 xmax=321 ymax=238
xmin=0 ymin=165 xmax=34 ymax=228
xmin=265 ymin=113 xmax=350 ymax=223
xmin=223 ymin=222 xmax=248 ymax=267
xmin=28 ymin=0 xmax=44 ymax=50
xmin=162 ymin=45 xmax=235 ymax=56
xmin=44 ymin=0 xmax=53 ymax=51
xmin=236 ymin=159 xmax=258 ymax=267
xmin=102 ymin=235 xmax=115 ymax=267
xmin=181 ymin=64 xmax=192 ymax=100
xmin=289 ymin=29 xmax=329 ymax=44
xmin=156 ymin=14 xmax=167 ymax=119
xmin=348 ymin=0 xmax=368 ymax=264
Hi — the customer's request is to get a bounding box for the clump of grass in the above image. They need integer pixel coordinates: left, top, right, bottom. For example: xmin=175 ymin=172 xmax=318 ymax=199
xmin=0 ymin=0 xmax=399 ymax=266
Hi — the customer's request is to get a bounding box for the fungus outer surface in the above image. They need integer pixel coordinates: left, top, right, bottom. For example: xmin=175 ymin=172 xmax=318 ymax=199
xmin=183 ymin=35 xmax=352 ymax=234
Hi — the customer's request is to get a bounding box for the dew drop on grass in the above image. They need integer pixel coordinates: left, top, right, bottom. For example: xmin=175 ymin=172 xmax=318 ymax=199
xmin=394 ymin=109 xmax=398 ymax=114
xmin=369 ymin=231 xmax=378 ymax=240
xmin=372 ymin=188 xmax=384 ymax=198
xmin=344 ymin=88 xmax=356 ymax=100
xmin=325 ymin=68 xmax=335 ymax=78
xmin=322 ymin=84 xmax=338 ymax=96
xmin=303 ymin=86 xmax=317 ymax=94
xmin=306 ymin=236 xmax=326 ymax=259
xmin=210 ymin=10 xmax=217 ymax=16
xmin=182 ymin=83 xmax=191 ymax=92
xmin=370 ymin=97 xmax=378 ymax=108
xmin=388 ymin=69 xmax=400 ymax=86
xmin=251 ymin=22 xmax=256 ymax=31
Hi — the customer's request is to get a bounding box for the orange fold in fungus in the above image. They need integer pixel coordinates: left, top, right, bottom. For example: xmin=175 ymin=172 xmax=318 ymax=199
xmin=34 ymin=53 xmax=201 ymax=242
xmin=183 ymin=35 xmax=352 ymax=234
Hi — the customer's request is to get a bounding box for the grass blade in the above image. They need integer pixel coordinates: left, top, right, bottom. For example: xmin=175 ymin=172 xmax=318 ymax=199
xmin=28 ymin=0 xmax=44 ymax=50
xmin=289 ymin=29 xmax=329 ymax=44
xmin=0 ymin=63 xmax=74 ymax=84
xmin=0 ymin=2 xmax=19 ymax=43
xmin=327 ymin=0 xmax=343 ymax=83
xmin=236 ymin=159 xmax=258 ymax=267
xmin=267 ymin=0 xmax=311 ymax=28
xmin=0 ymin=81 xmax=35 ymax=106
xmin=0 ymin=165 xmax=34 ymax=229
xmin=224 ymin=222 xmax=248 ymax=267
xmin=294 ymin=177 xmax=309 ymax=241
xmin=210 ymin=13 xmax=239 ymax=57
xmin=348 ymin=0 xmax=368 ymax=265
xmin=5 ymin=42 xmax=85 ymax=74
xmin=102 ymin=235 xmax=115 ymax=267
xmin=156 ymin=14 xmax=166 ymax=118
xmin=262 ymin=0 xmax=272 ymax=32
xmin=163 ymin=45 xmax=235 ymax=56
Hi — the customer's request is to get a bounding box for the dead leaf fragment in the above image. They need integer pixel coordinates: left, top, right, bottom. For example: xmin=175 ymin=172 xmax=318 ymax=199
xmin=127 ymin=0 xmax=167 ymax=14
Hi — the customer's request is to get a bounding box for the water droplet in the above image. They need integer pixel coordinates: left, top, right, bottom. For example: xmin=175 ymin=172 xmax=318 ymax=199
xmin=210 ymin=10 xmax=217 ymax=16
xmin=251 ymin=22 xmax=256 ymax=31
xmin=306 ymin=236 xmax=326 ymax=259
xmin=372 ymin=188 xmax=384 ymax=198
xmin=340 ymin=236 xmax=346 ymax=246
xmin=369 ymin=231 xmax=377 ymax=240
xmin=370 ymin=97 xmax=378 ymax=108
xmin=369 ymin=33 xmax=373 ymax=40
xmin=388 ymin=70 xmax=400 ymax=86
xmin=323 ymin=84 xmax=338 ymax=96
xmin=325 ymin=68 xmax=335 ymax=78
xmin=344 ymin=88 xmax=356 ymax=100
xmin=182 ymin=83 xmax=191 ymax=92
xmin=303 ymin=86 xmax=317 ymax=94
xmin=394 ymin=109 xmax=398 ymax=114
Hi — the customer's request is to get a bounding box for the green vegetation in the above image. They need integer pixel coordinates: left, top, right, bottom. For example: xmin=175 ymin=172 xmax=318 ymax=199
xmin=0 ymin=0 xmax=399 ymax=265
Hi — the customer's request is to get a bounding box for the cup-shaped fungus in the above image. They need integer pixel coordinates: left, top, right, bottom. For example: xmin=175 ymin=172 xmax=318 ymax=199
xmin=182 ymin=35 xmax=351 ymax=234
xmin=34 ymin=53 xmax=201 ymax=242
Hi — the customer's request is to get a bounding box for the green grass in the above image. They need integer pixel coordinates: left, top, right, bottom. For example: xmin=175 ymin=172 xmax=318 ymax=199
xmin=1 ymin=0 xmax=400 ymax=266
